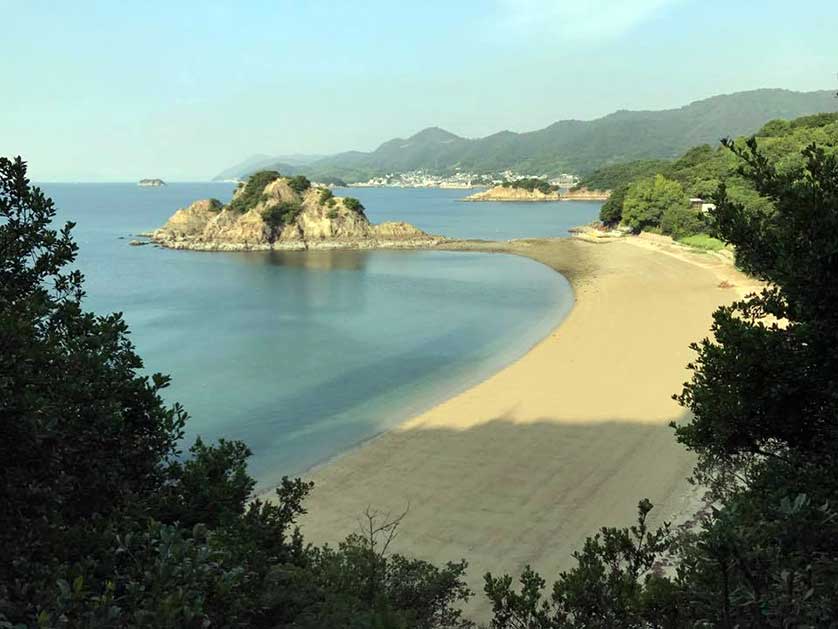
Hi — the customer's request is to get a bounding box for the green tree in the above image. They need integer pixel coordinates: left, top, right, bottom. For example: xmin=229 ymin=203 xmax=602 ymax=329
xmin=659 ymin=205 xmax=705 ymax=239
xmin=599 ymin=186 xmax=626 ymax=225
xmin=502 ymin=178 xmax=559 ymax=195
xmin=621 ymin=174 xmax=689 ymax=233
xmin=320 ymin=188 xmax=335 ymax=205
xmin=228 ymin=170 xmax=281 ymax=214
xmin=288 ymin=175 xmax=312 ymax=194
xmin=263 ymin=200 xmax=303 ymax=230
xmin=343 ymin=197 xmax=365 ymax=214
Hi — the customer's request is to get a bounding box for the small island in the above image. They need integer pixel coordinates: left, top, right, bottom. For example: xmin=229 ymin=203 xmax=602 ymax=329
xmin=138 ymin=178 xmax=166 ymax=187
xmin=463 ymin=178 xmax=561 ymax=202
xmin=149 ymin=171 xmax=443 ymax=251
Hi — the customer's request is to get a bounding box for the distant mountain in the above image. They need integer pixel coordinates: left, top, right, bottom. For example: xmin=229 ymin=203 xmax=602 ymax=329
xmin=215 ymin=89 xmax=838 ymax=182
xmin=212 ymin=153 xmax=329 ymax=181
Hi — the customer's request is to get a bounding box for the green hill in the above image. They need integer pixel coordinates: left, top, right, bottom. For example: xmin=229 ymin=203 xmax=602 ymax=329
xmin=217 ymin=89 xmax=838 ymax=182
xmin=593 ymin=111 xmax=838 ymax=233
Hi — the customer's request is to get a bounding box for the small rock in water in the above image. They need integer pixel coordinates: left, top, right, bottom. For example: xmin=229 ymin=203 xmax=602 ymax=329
xmin=129 ymin=240 xmax=149 ymax=246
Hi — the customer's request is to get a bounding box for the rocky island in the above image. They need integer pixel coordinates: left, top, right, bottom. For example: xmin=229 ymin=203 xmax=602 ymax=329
xmin=463 ymin=178 xmax=561 ymax=202
xmin=138 ymin=178 xmax=166 ymax=187
xmin=150 ymin=171 xmax=442 ymax=251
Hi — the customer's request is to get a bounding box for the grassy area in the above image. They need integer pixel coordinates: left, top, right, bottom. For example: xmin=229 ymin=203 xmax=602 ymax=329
xmin=678 ymin=233 xmax=726 ymax=251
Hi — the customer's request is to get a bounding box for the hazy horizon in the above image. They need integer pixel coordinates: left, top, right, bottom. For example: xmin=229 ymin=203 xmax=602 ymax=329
xmin=3 ymin=0 xmax=836 ymax=181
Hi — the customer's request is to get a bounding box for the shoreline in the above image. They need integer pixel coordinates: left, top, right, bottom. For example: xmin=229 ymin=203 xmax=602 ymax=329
xmin=259 ymin=247 xmax=575 ymax=488
xmin=288 ymin=234 xmax=758 ymax=620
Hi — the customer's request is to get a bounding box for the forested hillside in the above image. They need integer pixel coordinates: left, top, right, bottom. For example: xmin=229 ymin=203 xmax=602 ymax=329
xmin=216 ymin=89 xmax=838 ymax=182
xmin=594 ymin=112 xmax=838 ymax=231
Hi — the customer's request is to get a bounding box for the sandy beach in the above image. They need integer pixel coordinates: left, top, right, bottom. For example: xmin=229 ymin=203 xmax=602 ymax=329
xmin=297 ymin=235 xmax=757 ymax=617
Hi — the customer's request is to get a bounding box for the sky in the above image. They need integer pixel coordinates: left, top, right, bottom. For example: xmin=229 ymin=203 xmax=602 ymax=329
xmin=1 ymin=0 xmax=836 ymax=181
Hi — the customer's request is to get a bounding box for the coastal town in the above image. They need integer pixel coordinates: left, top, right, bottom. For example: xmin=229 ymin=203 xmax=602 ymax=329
xmin=345 ymin=169 xmax=580 ymax=189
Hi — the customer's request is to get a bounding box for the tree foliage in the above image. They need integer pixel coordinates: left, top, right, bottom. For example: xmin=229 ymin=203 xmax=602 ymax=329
xmin=621 ymin=174 xmax=690 ymax=233
xmin=485 ymin=500 xmax=677 ymax=629
xmin=343 ymin=197 xmax=365 ymax=214
xmin=263 ymin=200 xmax=303 ymax=230
xmin=227 ymin=170 xmax=281 ymax=214
xmin=0 ymin=156 xmax=472 ymax=628
xmin=588 ymin=113 xmax=838 ymax=234
xmin=501 ymin=178 xmax=559 ymax=195
xmin=599 ymin=185 xmax=627 ymax=225
xmin=288 ymin=175 xmax=312 ymax=194
xmin=319 ymin=187 xmax=335 ymax=205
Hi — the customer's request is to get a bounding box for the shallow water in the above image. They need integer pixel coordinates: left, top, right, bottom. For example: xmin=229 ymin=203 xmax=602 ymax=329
xmin=43 ymin=183 xmax=598 ymax=487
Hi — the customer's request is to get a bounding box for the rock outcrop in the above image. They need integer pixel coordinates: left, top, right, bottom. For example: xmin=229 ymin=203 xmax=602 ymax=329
xmin=561 ymin=187 xmax=610 ymax=201
xmin=150 ymin=174 xmax=443 ymax=251
xmin=463 ymin=185 xmax=561 ymax=202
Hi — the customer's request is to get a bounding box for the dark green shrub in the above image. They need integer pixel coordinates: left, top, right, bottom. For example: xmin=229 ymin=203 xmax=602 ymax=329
xmin=326 ymin=209 xmax=339 ymax=219
xmin=263 ymin=201 xmax=302 ymax=230
xmin=501 ymin=178 xmax=558 ymax=195
xmin=622 ymin=174 xmax=689 ymax=233
xmin=228 ymin=170 xmax=281 ymax=214
xmin=287 ymin=175 xmax=311 ymax=194
xmin=599 ymin=186 xmax=626 ymax=225
xmin=659 ymin=205 xmax=705 ymax=238
xmin=319 ymin=188 xmax=334 ymax=205
xmin=343 ymin=197 xmax=365 ymax=213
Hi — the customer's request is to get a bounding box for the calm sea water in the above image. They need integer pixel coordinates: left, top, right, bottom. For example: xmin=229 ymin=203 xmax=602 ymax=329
xmin=42 ymin=183 xmax=599 ymax=488
xmin=338 ymin=186 xmax=603 ymax=240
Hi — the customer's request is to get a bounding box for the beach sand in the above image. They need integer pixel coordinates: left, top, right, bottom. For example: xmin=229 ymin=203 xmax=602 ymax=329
xmin=296 ymin=235 xmax=757 ymax=618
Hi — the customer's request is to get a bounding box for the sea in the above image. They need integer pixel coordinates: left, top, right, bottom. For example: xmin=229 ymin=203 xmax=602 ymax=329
xmin=43 ymin=182 xmax=601 ymax=489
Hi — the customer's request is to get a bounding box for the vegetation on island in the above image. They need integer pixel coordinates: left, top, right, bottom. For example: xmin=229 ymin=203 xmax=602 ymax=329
xmin=206 ymin=198 xmax=224 ymax=212
xmin=319 ymin=187 xmax=334 ymax=205
xmin=343 ymin=197 xmax=365 ymax=214
xmin=287 ymin=175 xmax=311 ymax=194
xmin=225 ymin=172 xmax=318 ymax=231
xmin=500 ymin=178 xmax=559 ymax=195
xmin=4 ymin=110 xmax=838 ymax=626
xmin=227 ymin=169 xmax=281 ymax=214
xmin=262 ymin=200 xmax=303 ymax=231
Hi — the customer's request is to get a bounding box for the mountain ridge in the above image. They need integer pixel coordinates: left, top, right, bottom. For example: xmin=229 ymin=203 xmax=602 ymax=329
xmin=215 ymin=88 xmax=838 ymax=182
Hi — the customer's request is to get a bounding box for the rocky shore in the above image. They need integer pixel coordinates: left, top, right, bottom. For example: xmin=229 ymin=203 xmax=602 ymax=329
xmin=149 ymin=173 xmax=445 ymax=251
xmin=561 ymin=186 xmax=610 ymax=201
xmin=463 ymin=185 xmax=561 ymax=202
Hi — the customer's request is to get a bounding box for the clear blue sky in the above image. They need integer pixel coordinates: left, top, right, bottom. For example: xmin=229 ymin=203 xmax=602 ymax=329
xmin=2 ymin=0 xmax=836 ymax=181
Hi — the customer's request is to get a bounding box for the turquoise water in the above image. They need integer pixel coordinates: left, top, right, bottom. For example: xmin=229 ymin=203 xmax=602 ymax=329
xmin=43 ymin=183 xmax=598 ymax=488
